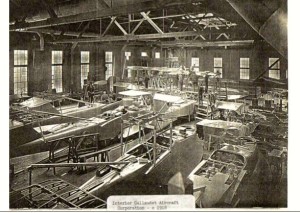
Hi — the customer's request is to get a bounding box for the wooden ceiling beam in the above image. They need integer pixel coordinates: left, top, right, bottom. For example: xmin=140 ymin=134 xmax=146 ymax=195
xmin=17 ymin=29 xmax=99 ymax=38
xmin=78 ymin=21 xmax=91 ymax=38
xmin=140 ymin=12 xmax=163 ymax=34
xmin=118 ymin=13 xmax=192 ymax=24
xmin=102 ymin=16 xmax=116 ymax=36
xmin=131 ymin=11 xmax=150 ymax=34
xmin=160 ymin=39 xmax=254 ymax=47
xmin=51 ymin=31 xmax=200 ymax=43
xmin=97 ymin=0 xmax=110 ymax=9
xmin=41 ymin=0 xmax=57 ymax=19
xmin=114 ymin=19 xmax=128 ymax=35
xmin=17 ymin=25 xmax=251 ymax=40
xmin=10 ymin=0 xmax=191 ymax=31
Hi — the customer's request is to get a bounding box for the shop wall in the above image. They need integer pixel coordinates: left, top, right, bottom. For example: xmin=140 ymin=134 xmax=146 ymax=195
xmin=9 ymin=35 xmax=287 ymax=95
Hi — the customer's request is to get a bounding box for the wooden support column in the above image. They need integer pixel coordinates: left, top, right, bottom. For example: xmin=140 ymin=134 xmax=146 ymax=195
xmin=120 ymin=120 xmax=124 ymax=155
xmin=121 ymin=44 xmax=127 ymax=80
xmin=70 ymin=44 xmax=77 ymax=91
xmin=36 ymin=32 xmax=44 ymax=51
xmin=153 ymin=121 xmax=157 ymax=165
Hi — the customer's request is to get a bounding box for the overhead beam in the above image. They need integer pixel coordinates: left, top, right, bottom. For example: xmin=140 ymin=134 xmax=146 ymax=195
xmin=41 ymin=0 xmax=57 ymax=19
xmin=119 ymin=13 xmax=194 ymax=24
xmin=194 ymin=35 xmax=206 ymax=41
xmin=71 ymin=21 xmax=91 ymax=49
xmin=97 ymin=0 xmax=110 ymax=9
xmin=179 ymin=7 xmax=203 ymax=32
xmin=254 ymin=58 xmax=280 ymax=81
xmin=102 ymin=16 xmax=116 ymax=36
xmin=18 ymin=29 xmax=99 ymax=38
xmin=51 ymin=31 xmax=200 ymax=43
xmin=131 ymin=11 xmax=150 ymax=34
xmin=226 ymin=0 xmax=287 ymax=58
xmin=114 ymin=19 xmax=128 ymax=35
xmin=10 ymin=0 xmax=191 ymax=31
xmin=140 ymin=12 xmax=163 ymax=34
xmin=160 ymin=39 xmax=254 ymax=47
xmin=17 ymin=26 xmax=249 ymax=42
xmin=216 ymin=33 xmax=230 ymax=40
xmin=78 ymin=21 xmax=91 ymax=38
xmin=182 ymin=15 xmax=216 ymax=22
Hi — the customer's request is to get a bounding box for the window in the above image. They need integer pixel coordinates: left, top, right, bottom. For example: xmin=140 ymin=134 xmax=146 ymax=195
xmin=240 ymin=58 xmax=250 ymax=80
xmin=81 ymin=51 xmax=89 ymax=87
xmin=155 ymin=52 xmax=160 ymax=59
xmin=14 ymin=50 xmax=28 ymax=95
xmin=268 ymin=58 xmax=280 ymax=80
xmin=51 ymin=51 xmax=63 ymax=93
xmin=105 ymin=51 xmax=113 ymax=80
xmin=125 ymin=51 xmax=131 ymax=60
xmin=214 ymin=58 xmax=223 ymax=78
xmin=191 ymin=57 xmax=199 ymax=71
xmin=141 ymin=52 xmax=148 ymax=57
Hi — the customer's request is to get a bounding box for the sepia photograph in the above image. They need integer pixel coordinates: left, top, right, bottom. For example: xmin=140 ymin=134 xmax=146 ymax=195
xmin=7 ymin=0 xmax=290 ymax=210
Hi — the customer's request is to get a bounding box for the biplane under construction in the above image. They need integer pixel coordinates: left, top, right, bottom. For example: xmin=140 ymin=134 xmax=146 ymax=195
xmin=9 ymin=93 xmax=124 ymax=158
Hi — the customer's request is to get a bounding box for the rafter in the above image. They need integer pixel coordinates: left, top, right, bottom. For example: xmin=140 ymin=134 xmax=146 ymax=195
xmin=41 ymin=0 xmax=57 ymax=19
xmin=119 ymin=13 xmax=193 ymax=24
xmin=78 ymin=22 xmax=91 ymax=38
xmin=160 ymin=39 xmax=254 ymax=47
xmin=140 ymin=12 xmax=163 ymax=34
xmin=113 ymin=19 xmax=128 ymax=35
xmin=10 ymin=0 xmax=191 ymax=31
xmin=254 ymin=58 xmax=280 ymax=81
xmin=216 ymin=33 xmax=230 ymax=40
xmin=102 ymin=16 xmax=116 ymax=36
xmin=179 ymin=7 xmax=204 ymax=32
xmin=131 ymin=11 xmax=150 ymax=34
xmin=51 ymin=31 xmax=200 ymax=43
xmin=97 ymin=0 xmax=110 ymax=9
xmin=193 ymin=35 xmax=206 ymax=40
xmin=18 ymin=29 xmax=99 ymax=38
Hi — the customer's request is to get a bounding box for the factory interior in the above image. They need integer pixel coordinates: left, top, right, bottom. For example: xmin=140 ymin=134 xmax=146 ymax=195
xmin=8 ymin=0 xmax=289 ymax=209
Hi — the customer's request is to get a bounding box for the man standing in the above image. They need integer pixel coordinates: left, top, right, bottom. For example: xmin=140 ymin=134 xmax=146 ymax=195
xmin=82 ymin=80 xmax=88 ymax=101
xmin=198 ymin=84 xmax=204 ymax=106
xmin=87 ymin=81 xmax=95 ymax=103
xmin=178 ymin=73 xmax=184 ymax=91
xmin=204 ymin=73 xmax=209 ymax=93
xmin=215 ymin=70 xmax=221 ymax=91
xmin=190 ymin=71 xmax=199 ymax=91
xmin=144 ymin=74 xmax=150 ymax=89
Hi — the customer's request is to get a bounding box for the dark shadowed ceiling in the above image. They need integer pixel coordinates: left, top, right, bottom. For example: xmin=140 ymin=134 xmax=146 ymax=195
xmin=9 ymin=0 xmax=287 ymax=58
